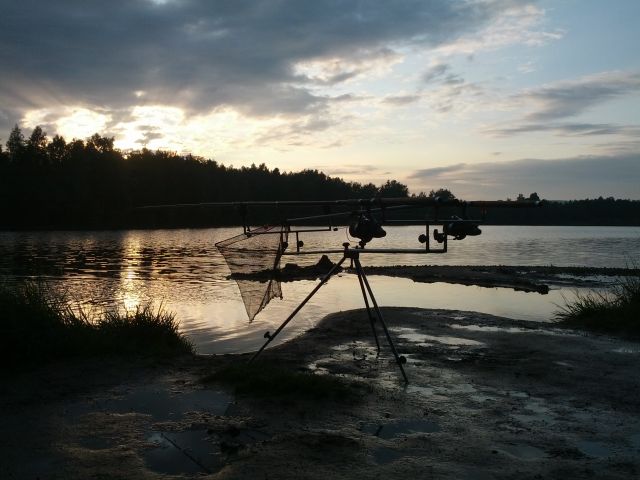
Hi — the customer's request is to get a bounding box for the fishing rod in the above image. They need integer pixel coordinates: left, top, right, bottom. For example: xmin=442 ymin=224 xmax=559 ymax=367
xmin=136 ymin=196 xmax=540 ymax=210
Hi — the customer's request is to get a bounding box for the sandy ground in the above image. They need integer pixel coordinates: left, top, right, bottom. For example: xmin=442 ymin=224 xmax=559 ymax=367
xmin=2 ymin=306 xmax=639 ymax=479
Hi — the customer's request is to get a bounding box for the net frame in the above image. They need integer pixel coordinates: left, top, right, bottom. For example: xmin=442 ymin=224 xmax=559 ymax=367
xmin=216 ymin=225 xmax=288 ymax=321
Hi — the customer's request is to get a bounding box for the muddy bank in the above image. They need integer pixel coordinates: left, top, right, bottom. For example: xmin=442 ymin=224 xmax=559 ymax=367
xmin=2 ymin=308 xmax=639 ymax=479
xmin=274 ymin=260 xmax=638 ymax=292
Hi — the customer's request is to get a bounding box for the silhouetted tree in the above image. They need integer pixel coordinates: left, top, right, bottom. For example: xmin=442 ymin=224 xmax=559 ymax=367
xmin=47 ymin=135 xmax=67 ymax=165
xmin=378 ymin=179 xmax=409 ymax=198
xmin=6 ymin=124 xmax=25 ymax=162
xmin=427 ymin=188 xmax=456 ymax=201
xmin=26 ymin=126 xmax=49 ymax=168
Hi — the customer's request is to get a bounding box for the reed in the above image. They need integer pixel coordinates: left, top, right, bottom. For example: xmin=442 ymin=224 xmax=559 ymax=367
xmin=0 ymin=281 xmax=193 ymax=366
xmin=555 ymin=274 xmax=640 ymax=337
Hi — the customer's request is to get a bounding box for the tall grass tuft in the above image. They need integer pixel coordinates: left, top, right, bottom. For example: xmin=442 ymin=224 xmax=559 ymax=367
xmin=554 ymin=275 xmax=640 ymax=338
xmin=0 ymin=281 xmax=193 ymax=367
xmin=95 ymin=304 xmax=194 ymax=356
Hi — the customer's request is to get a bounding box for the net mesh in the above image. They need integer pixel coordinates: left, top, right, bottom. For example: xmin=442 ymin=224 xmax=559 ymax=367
xmin=215 ymin=226 xmax=287 ymax=321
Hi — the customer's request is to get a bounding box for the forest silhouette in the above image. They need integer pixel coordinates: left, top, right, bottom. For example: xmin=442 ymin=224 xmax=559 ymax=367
xmin=1 ymin=125 xmax=638 ymax=229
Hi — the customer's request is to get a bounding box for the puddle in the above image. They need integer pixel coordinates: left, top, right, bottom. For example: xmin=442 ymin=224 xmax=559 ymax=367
xmin=307 ymin=356 xmax=334 ymax=374
xmin=362 ymin=419 xmax=440 ymax=439
xmin=372 ymin=446 xmax=405 ymax=465
xmin=511 ymin=413 xmax=548 ymax=425
xmin=447 ymin=383 xmax=476 ymax=394
xmin=498 ymin=444 xmax=546 ymax=460
xmin=145 ymin=430 xmax=223 ymax=475
xmin=512 ymin=397 xmax=554 ymax=424
xmin=331 ymin=341 xmax=377 ymax=351
xmin=450 ymin=324 xmax=531 ymax=334
xmin=612 ymin=346 xmax=640 ymax=354
xmin=96 ymin=386 xmax=232 ymax=421
xmin=576 ymin=440 xmax=612 ymax=458
xmin=406 ymin=384 xmax=435 ymax=396
xmin=507 ymin=391 xmax=529 ymax=399
xmin=450 ymin=323 xmax=580 ymax=338
xmin=393 ymin=327 xmax=484 ymax=347
xmin=470 ymin=393 xmax=493 ymax=402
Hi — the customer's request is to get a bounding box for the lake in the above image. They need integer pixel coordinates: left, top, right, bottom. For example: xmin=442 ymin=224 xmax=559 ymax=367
xmin=1 ymin=226 xmax=638 ymax=353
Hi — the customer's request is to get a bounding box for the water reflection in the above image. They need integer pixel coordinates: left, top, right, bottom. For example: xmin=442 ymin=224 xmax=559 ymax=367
xmin=0 ymin=226 xmax=638 ymax=354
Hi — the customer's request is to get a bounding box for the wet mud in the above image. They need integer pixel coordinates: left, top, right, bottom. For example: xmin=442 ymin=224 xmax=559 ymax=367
xmin=1 ymin=307 xmax=639 ymax=479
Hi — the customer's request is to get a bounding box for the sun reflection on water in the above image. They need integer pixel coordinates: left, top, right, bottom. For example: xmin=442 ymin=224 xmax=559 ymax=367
xmin=118 ymin=235 xmax=143 ymax=311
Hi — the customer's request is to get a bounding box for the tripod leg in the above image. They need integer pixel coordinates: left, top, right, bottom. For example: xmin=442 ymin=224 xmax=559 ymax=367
xmin=354 ymin=259 xmax=408 ymax=383
xmin=249 ymin=256 xmax=347 ymax=364
xmin=356 ymin=269 xmax=381 ymax=353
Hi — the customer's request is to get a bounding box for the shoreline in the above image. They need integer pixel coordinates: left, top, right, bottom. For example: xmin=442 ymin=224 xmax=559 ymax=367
xmin=2 ymin=307 xmax=639 ymax=478
xmin=274 ymin=262 xmax=639 ymax=293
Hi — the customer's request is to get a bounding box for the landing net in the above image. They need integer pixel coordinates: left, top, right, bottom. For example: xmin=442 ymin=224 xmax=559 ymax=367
xmin=215 ymin=226 xmax=287 ymax=321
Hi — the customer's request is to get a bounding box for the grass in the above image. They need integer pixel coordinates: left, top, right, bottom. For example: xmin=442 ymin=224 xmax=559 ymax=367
xmin=203 ymin=362 xmax=369 ymax=403
xmin=0 ymin=281 xmax=193 ymax=367
xmin=555 ymin=275 xmax=640 ymax=338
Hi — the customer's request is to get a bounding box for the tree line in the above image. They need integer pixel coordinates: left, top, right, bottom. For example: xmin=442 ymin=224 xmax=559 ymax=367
xmin=0 ymin=125 xmax=410 ymax=229
xmin=1 ymin=125 xmax=638 ymax=229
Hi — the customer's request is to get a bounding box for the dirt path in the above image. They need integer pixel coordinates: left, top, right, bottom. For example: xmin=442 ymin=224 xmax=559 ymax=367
xmin=1 ymin=308 xmax=639 ymax=479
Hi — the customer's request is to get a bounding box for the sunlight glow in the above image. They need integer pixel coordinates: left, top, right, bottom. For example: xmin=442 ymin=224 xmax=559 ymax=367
xmin=113 ymin=105 xmax=289 ymax=155
xmin=56 ymin=108 xmax=111 ymax=139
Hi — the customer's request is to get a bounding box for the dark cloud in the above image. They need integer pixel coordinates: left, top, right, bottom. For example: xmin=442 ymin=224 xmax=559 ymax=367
xmin=0 ymin=0 xmax=529 ymax=130
xmin=485 ymin=122 xmax=640 ymax=137
xmin=409 ymin=153 xmax=640 ymax=199
xmin=521 ymin=72 xmax=640 ymax=121
xmin=410 ymin=163 xmax=466 ymax=176
xmin=421 ymin=63 xmax=450 ymax=83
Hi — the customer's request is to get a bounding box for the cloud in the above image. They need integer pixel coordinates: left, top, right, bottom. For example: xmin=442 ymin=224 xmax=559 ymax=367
xmin=410 ymin=163 xmax=467 ymax=177
xmin=314 ymin=164 xmax=382 ymax=176
xmin=381 ymin=94 xmax=422 ymax=106
xmin=479 ymin=71 xmax=640 ymax=142
xmin=433 ymin=4 xmax=563 ymax=56
xmin=484 ymin=122 xmax=640 ymax=137
xmin=0 ymin=0 xmax=539 ymax=133
xmin=422 ymin=64 xmax=450 ymax=83
xmin=520 ymin=71 xmax=640 ymax=121
xmin=408 ymin=153 xmax=640 ymax=199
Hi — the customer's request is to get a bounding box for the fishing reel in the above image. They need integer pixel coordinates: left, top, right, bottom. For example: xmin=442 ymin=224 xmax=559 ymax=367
xmin=433 ymin=216 xmax=482 ymax=243
xmin=349 ymin=212 xmax=386 ymax=248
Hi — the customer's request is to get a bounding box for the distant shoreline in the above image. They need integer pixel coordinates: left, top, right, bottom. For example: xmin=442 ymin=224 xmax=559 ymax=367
xmin=2 ymin=222 xmax=640 ymax=232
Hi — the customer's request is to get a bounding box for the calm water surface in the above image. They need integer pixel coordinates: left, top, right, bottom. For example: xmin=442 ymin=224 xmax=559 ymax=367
xmin=1 ymin=226 xmax=638 ymax=353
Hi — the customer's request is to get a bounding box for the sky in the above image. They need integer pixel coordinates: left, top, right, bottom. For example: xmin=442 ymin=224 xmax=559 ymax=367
xmin=1 ymin=0 xmax=639 ymax=200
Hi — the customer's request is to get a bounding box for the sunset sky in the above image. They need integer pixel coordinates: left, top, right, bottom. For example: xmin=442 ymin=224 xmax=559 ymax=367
xmin=1 ymin=0 xmax=639 ymax=199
